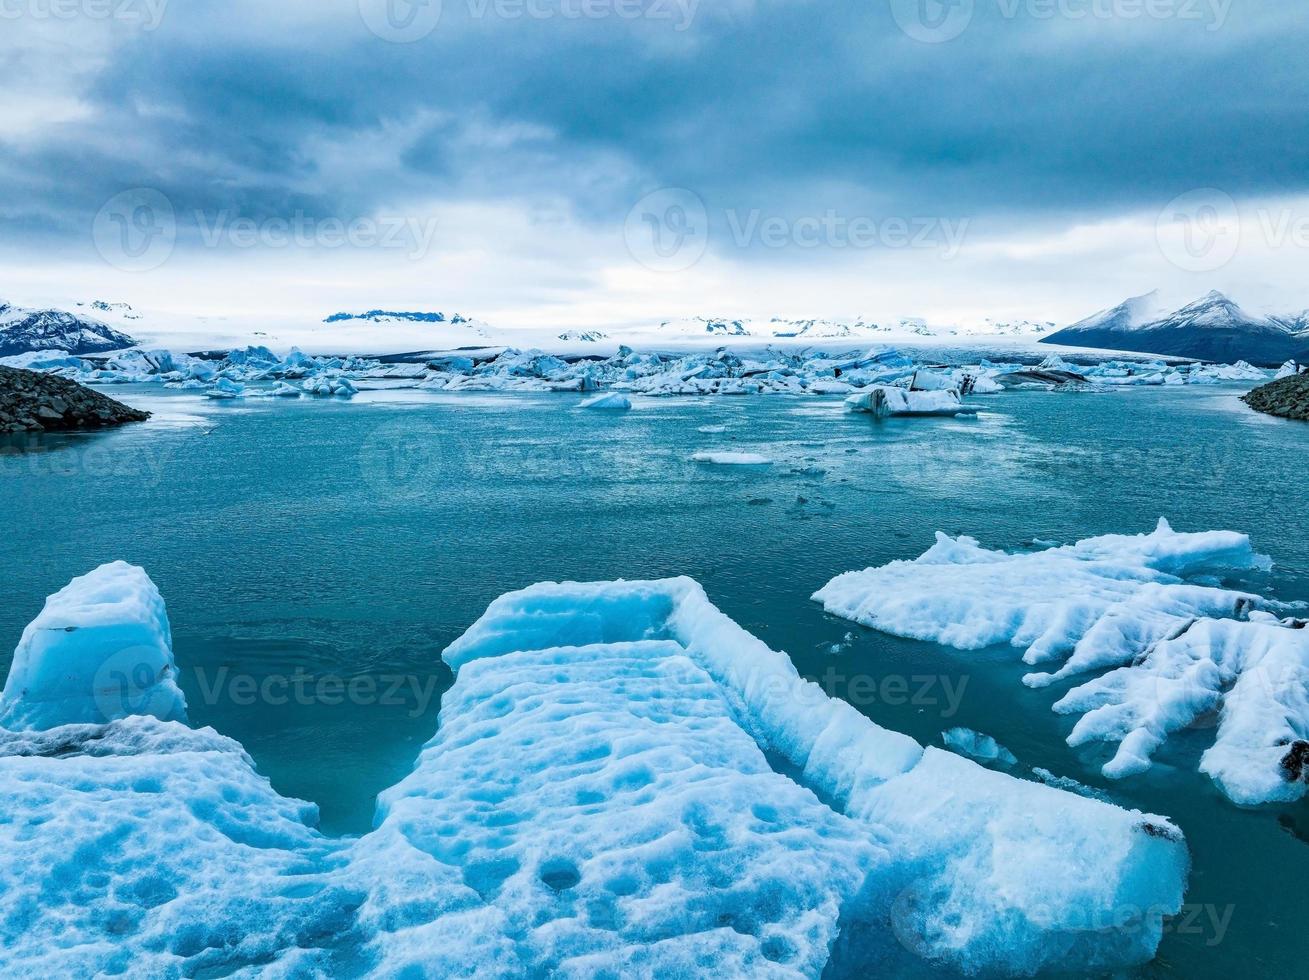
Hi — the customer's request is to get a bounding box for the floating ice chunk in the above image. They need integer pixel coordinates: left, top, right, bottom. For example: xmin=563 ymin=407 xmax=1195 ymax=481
xmin=444 ymin=578 xmax=1188 ymax=975
xmin=941 ymin=726 xmax=1017 ymax=768
xmin=815 ymin=520 xmax=1262 ymax=674
xmin=815 ymin=521 xmax=1309 ymax=803
xmin=1275 ymin=360 xmax=1299 ymax=380
xmin=204 ymin=377 xmax=245 ymax=399
xmin=0 ymin=562 xmax=186 ymax=730
xmin=380 ymin=635 xmax=881 ymax=976
xmin=696 ymin=424 xmax=728 ymax=434
xmin=578 ymin=391 xmax=631 ymax=410
xmin=908 ymin=369 xmax=955 ymax=391
xmin=844 ymin=386 xmax=976 ymax=417
xmin=1056 ymin=618 xmax=1309 ymax=803
xmin=270 ymin=381 xmax=302 ymax=397
xmin=690 ymin=451 xmax=773 ymax=465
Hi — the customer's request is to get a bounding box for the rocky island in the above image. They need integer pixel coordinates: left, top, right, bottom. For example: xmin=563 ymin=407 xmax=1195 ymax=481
xmin=0 ymin=364 xmax=149 ymax=433
xmin=1241 ymin=372 xmax=1309 ymax=422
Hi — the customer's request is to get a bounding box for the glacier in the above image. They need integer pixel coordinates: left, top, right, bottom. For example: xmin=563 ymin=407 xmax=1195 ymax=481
xmin=0 ymin=565 xmax=1191 ymax=976
xmin=814 ymin=520 xmax=1309 ymax=804
xmin=1 ymin=339 xmax=1277 ymax=404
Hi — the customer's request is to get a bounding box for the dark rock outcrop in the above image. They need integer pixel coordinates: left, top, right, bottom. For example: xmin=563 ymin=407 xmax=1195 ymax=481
xmin=0 ymin=365 xmax=149 ymax=433
xmin=1241 ymin=373 xmax=1309 ymax=422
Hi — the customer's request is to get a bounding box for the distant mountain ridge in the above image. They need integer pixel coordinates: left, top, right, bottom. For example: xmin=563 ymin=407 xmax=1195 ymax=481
xmin=324 ymin=310 xmax=473 ymax=325
xmin=1043 ymin=290 xmax=1309 ymax=365
xmin=0 ymin=300 xmax=138 ymax=357
xmin=655 ymin=315 xmax=1051 ymax=340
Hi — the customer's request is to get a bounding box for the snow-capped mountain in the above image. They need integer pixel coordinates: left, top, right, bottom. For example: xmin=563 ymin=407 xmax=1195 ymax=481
xmin=0 ymin=300 xmax=139 ymax=357
xmin=324 ymin=310 xmax=474 ymax=326
xmin=1044 ymin=290 xmax=1309 ymax=365
xmin=557 ymin=330 xmax=609 ymax=342
xmin=78 ymin=300 xmax=142 ymax=320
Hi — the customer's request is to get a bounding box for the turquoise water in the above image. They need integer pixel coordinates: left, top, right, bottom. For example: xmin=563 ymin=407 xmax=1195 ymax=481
xmin=3 ymin=383 xmax=1308 ymax=977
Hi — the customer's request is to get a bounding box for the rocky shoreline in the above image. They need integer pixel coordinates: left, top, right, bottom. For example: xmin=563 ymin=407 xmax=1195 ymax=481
xmin=0 ymin=365 xmax=150 ymax=433
xmin=1241 ymin=373 xmax=1309 ymax=422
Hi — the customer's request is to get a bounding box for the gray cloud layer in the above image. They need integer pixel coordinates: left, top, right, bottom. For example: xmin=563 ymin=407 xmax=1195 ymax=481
xmin=2 ymin=0 xmax=1305 ymax=253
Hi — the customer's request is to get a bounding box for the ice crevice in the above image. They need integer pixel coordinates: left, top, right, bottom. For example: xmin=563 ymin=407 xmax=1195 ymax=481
xmin=814 ymin=518 xmax=1309 ymax=805
xmin=0 ymin=563 xmax=1189 ymax=976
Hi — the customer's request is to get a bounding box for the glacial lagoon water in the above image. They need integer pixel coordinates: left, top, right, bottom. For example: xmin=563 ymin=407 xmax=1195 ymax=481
xmin=3 ymin=382 xmax=1308 ymax=977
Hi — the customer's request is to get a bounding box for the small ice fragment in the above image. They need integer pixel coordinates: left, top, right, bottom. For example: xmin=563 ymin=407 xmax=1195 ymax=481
xmin=691 ymin=451 xmax=773 ymax=466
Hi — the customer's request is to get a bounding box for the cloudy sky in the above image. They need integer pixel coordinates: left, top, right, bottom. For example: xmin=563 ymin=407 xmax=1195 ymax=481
xmin=1 ymin=0 xmax=1306 ymax=330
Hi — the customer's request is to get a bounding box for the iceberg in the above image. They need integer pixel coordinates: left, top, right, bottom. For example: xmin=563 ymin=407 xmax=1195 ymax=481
xmin=578 ymin=391 xmax=632 ymax=410
xmin=844 ymin=386 xmax=977 ymax=417
xmin=0 ymin=562 xmax=186 ymax=730
xmin=813 ymin=521 xmax=1309 ymax=804
xmin=0 ymin=568 xmax=1189 ymax=976
xmin=203 ymin=376 xmax=245 ymax=399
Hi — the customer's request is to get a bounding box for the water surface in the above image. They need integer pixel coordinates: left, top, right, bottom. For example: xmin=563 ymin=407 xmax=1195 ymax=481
xmin=3 ymin=383 xmax=1307 ymax=977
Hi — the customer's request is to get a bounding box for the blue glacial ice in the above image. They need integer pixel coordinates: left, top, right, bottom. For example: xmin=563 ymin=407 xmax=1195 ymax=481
xmin=0 ymin=566 xmax=1191 ymax=976
xmin=815 ymin=520 xmax=1309 ymax=804
xmin=5 ymin=339 xmax=1278 ymax=403
xmin=0 ymin=561 xmax=186 ymax=730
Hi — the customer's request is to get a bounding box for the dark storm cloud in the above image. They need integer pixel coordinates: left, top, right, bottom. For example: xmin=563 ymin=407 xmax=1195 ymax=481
xmin=2 ymin=0 xmax=1307 ymax=249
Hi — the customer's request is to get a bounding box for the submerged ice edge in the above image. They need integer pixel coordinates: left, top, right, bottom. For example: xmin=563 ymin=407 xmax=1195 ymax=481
xmin=0 ymin=564 xmax=1187 ymax=977
xmin=814 ymin=518 xmax=1309 ymax=805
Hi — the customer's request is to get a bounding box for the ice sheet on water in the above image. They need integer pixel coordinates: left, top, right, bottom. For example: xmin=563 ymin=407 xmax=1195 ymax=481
xmin=578 ymin=391 xmax=632 ymax=410
xmin=815 ymin=521 xmax=1309 ymax=804
xmin=941 ymin=726 xmax=1018 ymax=768
xmin=1 ymin=568 xmax=1189 ymax=976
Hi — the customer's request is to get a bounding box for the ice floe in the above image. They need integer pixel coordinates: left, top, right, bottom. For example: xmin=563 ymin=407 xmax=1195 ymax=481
xmin=815 ymin=520 xmax=1309 ymax=804
xmin=578 ymin=391 xmax=632 ymax=410
xmin=0 ymin=568 xmax=1188 ymax=976
xmin=690 ymin=451 xmax=773 ymax=466
xmin=941 ymin=726 xmax=1018 ymax=768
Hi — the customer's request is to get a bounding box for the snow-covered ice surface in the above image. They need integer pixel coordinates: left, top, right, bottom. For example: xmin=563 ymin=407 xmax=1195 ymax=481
xmin=815 ymin=521 xmax=1309 ymax=804
xmin=0 ymin=568 xmax=1189 ymax=977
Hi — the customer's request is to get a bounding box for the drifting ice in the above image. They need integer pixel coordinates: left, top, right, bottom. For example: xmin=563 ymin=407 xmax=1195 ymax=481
xmin=814 ymin=520 xmax=1309 ymax=804
xmin=844 ymin=386 xmax=977 ymax=417
xmin=690 ymin=451 xmax=773 ymax=466
xmin=0 ymin=568 xmax=1188 ymax=976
